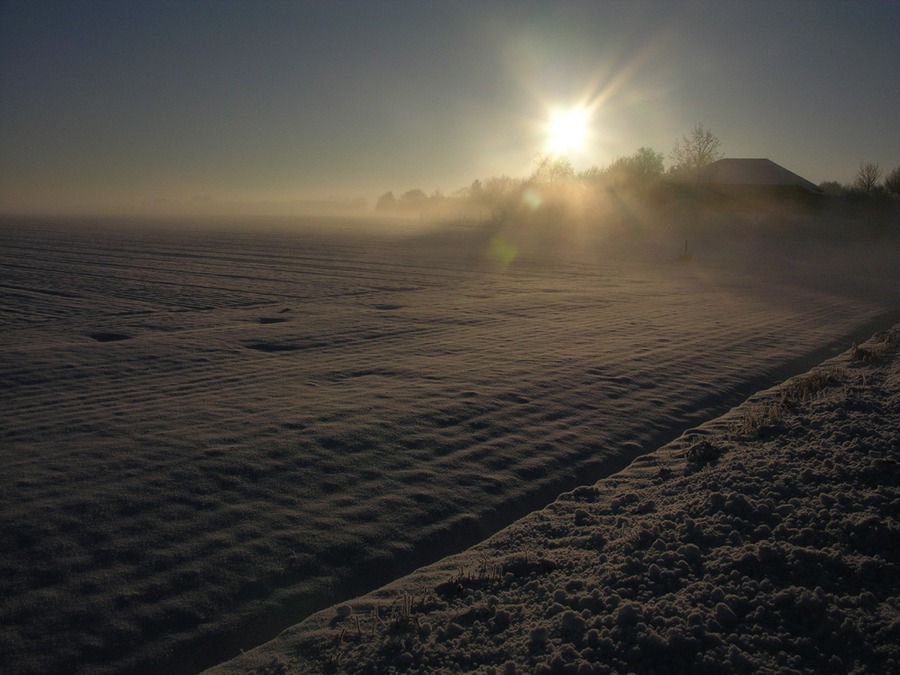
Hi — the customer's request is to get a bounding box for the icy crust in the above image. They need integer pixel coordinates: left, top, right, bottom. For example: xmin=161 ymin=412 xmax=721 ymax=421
xmin=209 ymin=326 xmax=900 ymax=674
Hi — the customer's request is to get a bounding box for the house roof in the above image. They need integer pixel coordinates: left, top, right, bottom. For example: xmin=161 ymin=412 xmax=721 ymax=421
xmin=694 ymin=158 xmax=822 ymax=193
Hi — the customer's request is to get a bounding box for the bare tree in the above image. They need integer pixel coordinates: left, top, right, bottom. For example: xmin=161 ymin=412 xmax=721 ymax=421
xmin=818 ymin=181 xmax=846 ymax=196
xmin=854 ymin=162 xmax=882 ymax=194
xmin=530 ymin=154 xmax=575 ymax=183
xmin=478 ymin=174 xmax=524 ymax=222
xmin=883 ymin=166 xmax=900 ymax=196
xmin=669 ymin=123 xmax=723 ymax=177
xmin=578 ymin=165 xmax=603 ymax=184
xmin=608 ymin=147 xmax=665 ymax=182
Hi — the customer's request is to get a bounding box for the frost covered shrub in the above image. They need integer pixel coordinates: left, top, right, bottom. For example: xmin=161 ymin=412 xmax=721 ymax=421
xmin=734 ymin=364 xmax=848 ymax=439
xmin=851 ymin=332 xmax=897 ymax=362
xmin=685 ymin=439 xmax=722 ymax=464
xmin=734 ymin=402 xmax=782 ymax=437
xmin=780 ymin=365 xmax=844 ymax=405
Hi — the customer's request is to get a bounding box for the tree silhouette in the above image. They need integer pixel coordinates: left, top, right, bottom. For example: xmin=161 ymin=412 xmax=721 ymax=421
xmin=818 ymin=181 xmax=846 ymax=196
xmin=578 ymin=166 xmax=603 ymax=184
xmin=607 ymin=147 xmax=665 ymax=184
xmin=530 ymin=154 xmax=575 ymax=183
xmin=669 ymin=123 xmax=723 ymax=177
xmin=399 ymin=188 xmax=427 ymax=209
xmin=375 ymin=191 xmax=396 ymax=211
xmin=884 ymin=167 xmax=900 ymax=196
xmin=474 ymin=175 xmax=524 ymax=221
xmin=854 ymin=162 xmax=882 ymax=194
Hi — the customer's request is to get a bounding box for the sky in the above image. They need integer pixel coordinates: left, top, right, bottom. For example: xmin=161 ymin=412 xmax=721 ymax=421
xmin=1 ymin=0 xmax=898 ymax=216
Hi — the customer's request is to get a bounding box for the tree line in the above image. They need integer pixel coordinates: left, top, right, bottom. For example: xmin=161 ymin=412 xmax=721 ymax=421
xmin=821 ymin=162 xmax=900 ymax=198
xmin=375 ymin=124 xmax=899 ymax=218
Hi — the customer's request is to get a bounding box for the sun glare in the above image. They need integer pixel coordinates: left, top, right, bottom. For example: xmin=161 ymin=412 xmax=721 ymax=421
xmin=546 ymin=107 xmax=591 ymax=155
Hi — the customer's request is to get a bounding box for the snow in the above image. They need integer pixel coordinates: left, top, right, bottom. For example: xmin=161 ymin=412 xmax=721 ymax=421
xmin=0 ymin=215 xmax=898 ymax=674
xmin=206 ymin=326 xmax=900 ymax=675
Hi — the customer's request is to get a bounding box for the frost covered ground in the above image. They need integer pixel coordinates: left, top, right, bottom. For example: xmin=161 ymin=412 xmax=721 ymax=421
xmin=207 ymin=325 xmax=900 ymax=675
xmin=0 ymin=216 xmax=897 ymax=674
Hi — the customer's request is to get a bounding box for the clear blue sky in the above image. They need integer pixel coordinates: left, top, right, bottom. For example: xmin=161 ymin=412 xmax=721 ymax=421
xmin=1 ymin=0 xmax=898 ymax=215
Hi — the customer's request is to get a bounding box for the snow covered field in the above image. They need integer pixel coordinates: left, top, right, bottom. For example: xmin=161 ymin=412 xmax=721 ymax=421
xmin=211 ymin=324 xmax=900 ymax=675
xmin=1 ymin=216 xmax=897 ymax=674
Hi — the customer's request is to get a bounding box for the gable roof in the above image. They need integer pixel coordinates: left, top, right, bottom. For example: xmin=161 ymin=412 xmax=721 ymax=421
xmin=694 ymin=158 xmax=822 ymax=193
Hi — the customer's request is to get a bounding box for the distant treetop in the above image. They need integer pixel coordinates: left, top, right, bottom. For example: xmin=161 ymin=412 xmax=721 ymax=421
xmin=669 ymin=123 xmax=723 ymax=178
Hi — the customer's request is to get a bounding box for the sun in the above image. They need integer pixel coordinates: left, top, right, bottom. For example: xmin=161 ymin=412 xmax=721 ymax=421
xmin=546 ymin=107 xmax=591 ymax=155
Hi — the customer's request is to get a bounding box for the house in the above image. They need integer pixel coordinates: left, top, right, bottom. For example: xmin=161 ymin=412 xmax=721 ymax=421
xmin=671 ymin=158 xmax=823 ymax=212
xmin=694 ymin=158 xmax=821 ymax=193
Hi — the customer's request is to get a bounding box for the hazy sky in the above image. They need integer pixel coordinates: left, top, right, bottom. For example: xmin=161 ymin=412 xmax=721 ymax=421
xmin=1 ymin=0 xmax=898 ymax=215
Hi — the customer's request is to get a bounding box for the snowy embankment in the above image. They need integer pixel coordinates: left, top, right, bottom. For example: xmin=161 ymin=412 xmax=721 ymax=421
xmin=208 ymin=325 xmax=900 ymax=675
